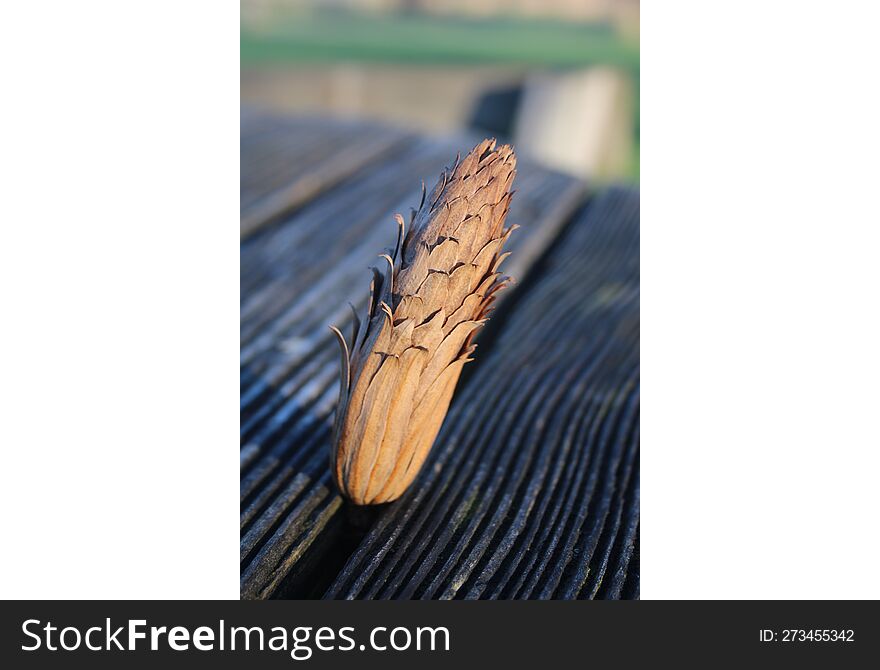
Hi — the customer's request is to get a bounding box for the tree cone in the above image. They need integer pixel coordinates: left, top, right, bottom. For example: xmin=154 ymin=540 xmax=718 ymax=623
xmin=331 ymin=139 xmax=517 ymax=505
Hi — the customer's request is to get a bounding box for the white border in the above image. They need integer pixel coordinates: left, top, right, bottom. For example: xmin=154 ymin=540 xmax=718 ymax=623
xmin=0 ymin=1 xmax=239 ymax=599
xmin=642 ymin=1 xmax=880 ymax=598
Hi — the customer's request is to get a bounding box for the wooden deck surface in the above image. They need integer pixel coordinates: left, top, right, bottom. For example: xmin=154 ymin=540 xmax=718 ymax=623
xmin=240 ymin=111 xmax=639 ymax=599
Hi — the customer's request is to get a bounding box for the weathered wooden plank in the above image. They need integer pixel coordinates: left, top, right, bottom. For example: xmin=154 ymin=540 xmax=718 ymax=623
xmin=324 ymin=187 xmax=639 ymax=599
xmin=240 ymin=112 xmax=412 ymax=238
xmin=239 ymin=123 xmax=586 ymax=599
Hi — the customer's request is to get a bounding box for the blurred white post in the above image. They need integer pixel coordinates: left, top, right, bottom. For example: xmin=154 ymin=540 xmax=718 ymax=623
xmin=513 ymin=67 xmax=633 ymax=179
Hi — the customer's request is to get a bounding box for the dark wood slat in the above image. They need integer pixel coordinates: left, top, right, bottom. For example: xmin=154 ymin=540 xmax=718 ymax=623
xmin=240 ymin=112 xmax=412 ymax=239
xmin=239 ymin=119 xmax=587 ymax=599
xmin=324 ymin=187 xmax=639 ymax=600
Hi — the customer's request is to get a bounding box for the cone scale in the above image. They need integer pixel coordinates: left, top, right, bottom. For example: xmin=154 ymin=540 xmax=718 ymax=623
xmin=331 ymin=139 xmax=517 ymax=505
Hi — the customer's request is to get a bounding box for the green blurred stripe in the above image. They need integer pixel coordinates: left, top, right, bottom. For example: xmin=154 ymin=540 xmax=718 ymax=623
xmin=241 ymin=14 xmax=638 ymax=70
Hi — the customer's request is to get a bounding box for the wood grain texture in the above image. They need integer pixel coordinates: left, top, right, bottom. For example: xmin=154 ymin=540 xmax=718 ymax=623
xmin=325 ymin=187 xmax=639 ymax=600
xmin=240 ymin=116 xmax=586 ymax=599
xmin=241 ymin=110 xmax=411 ymax=239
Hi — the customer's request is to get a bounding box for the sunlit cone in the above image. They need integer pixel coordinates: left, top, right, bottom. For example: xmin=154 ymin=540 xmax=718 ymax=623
xmin=330 ymin=139 xmax=517 ymax=505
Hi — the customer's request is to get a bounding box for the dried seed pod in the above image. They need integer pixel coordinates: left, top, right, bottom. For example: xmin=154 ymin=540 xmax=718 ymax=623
xmin=331 ymin=139 xmax=517 ymax=505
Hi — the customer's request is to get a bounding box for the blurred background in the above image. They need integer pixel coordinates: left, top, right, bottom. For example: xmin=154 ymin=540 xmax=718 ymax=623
xmin=242 ymin=0 xmax=639 ymax=182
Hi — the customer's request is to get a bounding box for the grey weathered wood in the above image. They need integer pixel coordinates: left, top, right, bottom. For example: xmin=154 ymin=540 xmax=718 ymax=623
xmin=324 ymin=188 xmax=639 ymax=599
xmin=241 ymin=111 xmax=411 ymax=238
xmin=239 ymin=115 xmax=587 ymax=599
